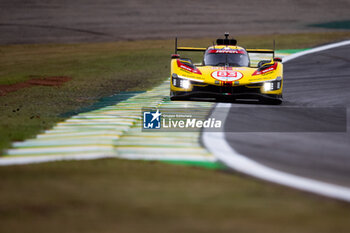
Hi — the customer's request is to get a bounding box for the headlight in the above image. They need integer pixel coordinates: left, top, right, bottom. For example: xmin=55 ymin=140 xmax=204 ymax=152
xmin=180 ymin=79 xmax=190 ymax=89
xmin=263 ymin=82 xmax=274 ymax=92
xmin=172 ymin=73 xmax=191 ymax=89
xmin=263 ymin=77 xmax=282 ymax=92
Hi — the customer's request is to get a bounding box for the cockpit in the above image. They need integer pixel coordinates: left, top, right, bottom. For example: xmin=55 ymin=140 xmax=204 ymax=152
xmin=203 ymin=48 xmax=250 ymax=67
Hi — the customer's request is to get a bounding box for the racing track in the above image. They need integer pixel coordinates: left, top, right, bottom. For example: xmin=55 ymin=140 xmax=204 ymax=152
xmin=204 ymin=41 xmax=350 ymax=200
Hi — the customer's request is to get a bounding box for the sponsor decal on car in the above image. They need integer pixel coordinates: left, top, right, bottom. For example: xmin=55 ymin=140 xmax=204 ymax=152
xmin=177 ymin=59 xmax=202 ymax=75
xmin=211 ymin=70 xmax=243 ymax=81
xmin=208 ymin=49 xmax=246 ymax=54
xmin=252 ymin=62 xmax=278 ymax=76
xmin=211 ymin=67 xmax=233 ymax=70
xmin=210 ymin=67 xmax=246 ymax=71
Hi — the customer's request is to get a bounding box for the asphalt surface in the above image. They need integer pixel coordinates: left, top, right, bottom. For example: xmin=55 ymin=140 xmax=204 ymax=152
xmin=1 ymin=0 xmax=350 ymax=44
xmin=224 ymin=44 xmax=350 ymax=187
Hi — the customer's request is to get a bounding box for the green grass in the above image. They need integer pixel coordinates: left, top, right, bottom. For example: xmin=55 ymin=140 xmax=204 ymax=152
xmin=0 ymin=159 xmax=350 ymax=233
xmin=0 ymin=41 xmax=173 ymax=152
xmin=310 ymin=20 xmax=350 ymax=30
xmin=1 ymin=32 xmax=350 ymax=153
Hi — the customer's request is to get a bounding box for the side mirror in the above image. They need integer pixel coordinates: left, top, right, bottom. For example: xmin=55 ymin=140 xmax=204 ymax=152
xmin=274 ymin=57 xmax=282 ymax=62
xmin=257 ymin=60 xmax=270 ymax=68
xmin=179 ymin=58 xmax=193 ymax=64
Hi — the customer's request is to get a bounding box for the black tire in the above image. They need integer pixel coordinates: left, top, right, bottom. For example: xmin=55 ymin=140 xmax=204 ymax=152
xmin=260 ymin=98 xmax=282 ymax=105
xmin=170 ymin=94 xmax=189 ymax=101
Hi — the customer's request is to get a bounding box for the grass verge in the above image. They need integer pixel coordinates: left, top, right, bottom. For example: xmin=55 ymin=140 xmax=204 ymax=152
xmin=1 ymin=159 xmax=350 ymax=233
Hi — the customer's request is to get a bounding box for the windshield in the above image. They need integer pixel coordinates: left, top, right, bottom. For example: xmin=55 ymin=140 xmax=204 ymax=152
xmin=204 ymin=49 xmax=249 ymax=67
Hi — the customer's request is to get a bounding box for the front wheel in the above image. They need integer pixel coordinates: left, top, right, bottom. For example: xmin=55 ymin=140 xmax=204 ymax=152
xmin=170 ymin=91 xmax=189 ymax=101
xmin=260 ymin=98 xmax=282 ymax=105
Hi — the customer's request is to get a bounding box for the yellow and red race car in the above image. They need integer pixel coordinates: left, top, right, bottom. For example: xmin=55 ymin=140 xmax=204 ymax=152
xmin=170 ymin=33 xmax=283 ymax=104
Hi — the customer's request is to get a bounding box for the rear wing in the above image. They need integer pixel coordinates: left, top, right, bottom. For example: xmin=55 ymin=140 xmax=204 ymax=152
xmin=246 ymin=49 xmax=275 ymax=58
xmin=177 ymin=47 xmax=207 ymax=52
xmin=174 ymin=37 xmax=276 ymax=59
xmin=174 ymin=38 xmax=206 ymax=54
xmin=247 ymin=40 xmax=276 ymax=58
xmin=247 ymin=49 xmax=277 ymax=68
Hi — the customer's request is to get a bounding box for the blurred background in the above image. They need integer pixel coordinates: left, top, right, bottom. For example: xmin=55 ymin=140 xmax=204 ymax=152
xmin=1 ymin=0 xmax=349 ymax=44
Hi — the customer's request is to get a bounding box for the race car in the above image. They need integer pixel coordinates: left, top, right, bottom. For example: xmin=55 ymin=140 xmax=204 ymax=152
xmin=170 ymin=33 xmax=283 ymax=104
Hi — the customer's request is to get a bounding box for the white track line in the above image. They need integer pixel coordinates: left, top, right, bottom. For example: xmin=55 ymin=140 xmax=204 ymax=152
xmin=203 ymin=40 xmax=350 ymax=202
xmin=283 ymin=40 xmax=350 ymax=63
